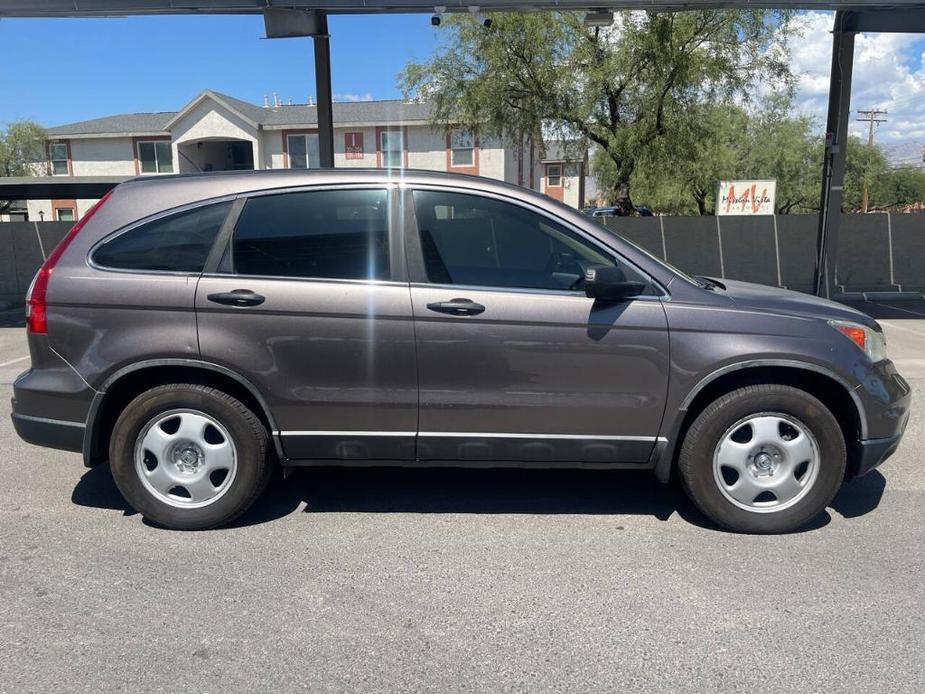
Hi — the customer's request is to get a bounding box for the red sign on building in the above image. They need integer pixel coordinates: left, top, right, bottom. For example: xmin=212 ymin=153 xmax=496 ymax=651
xmin=345 ymin=132 xmax=364 ymax=159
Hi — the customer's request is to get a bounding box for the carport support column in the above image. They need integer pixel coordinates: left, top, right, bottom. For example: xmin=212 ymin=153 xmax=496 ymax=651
xmin=312 ymin=12 xmax=335 ymax=169
xmin=814 ymin=12 xmax=855 ymax=299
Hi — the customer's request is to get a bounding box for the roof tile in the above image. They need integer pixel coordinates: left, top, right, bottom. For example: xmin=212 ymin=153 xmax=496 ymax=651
xmin=46 ymin=90 xmax=435 ymax=136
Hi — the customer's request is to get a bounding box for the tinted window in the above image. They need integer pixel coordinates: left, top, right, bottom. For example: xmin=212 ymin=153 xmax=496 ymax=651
xmin=232 ymin=189 xmax=389 ymax=280
xmin=93 ymin=201 xmax=230 ymax=273
xmin=413 ymin=190 xmax=639 ymax=291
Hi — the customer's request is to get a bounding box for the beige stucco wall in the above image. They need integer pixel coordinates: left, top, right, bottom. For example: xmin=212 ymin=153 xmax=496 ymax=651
xmin=406 ymin=126 xmax=446 ymax=171
xmin=477 ymin=134 xmax=506 ymax=181
xmin=171 ymin=100 xmax=260 ymax=174
xmin=25 ymin=198 xmax=101 ymax=221
xmin=69 ymin=138 xmax=137 ymax=176
xmin=261 ymin=130 xmax=284 ymax=170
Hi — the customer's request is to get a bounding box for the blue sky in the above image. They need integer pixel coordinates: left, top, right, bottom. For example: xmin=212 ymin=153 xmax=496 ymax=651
xmin=0 ymin=14 xmax=443 ymax=125
xmin=0 ymin=12 xmax=923 ymax=152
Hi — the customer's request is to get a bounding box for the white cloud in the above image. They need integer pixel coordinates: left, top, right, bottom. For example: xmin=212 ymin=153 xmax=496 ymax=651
xmin=334 ymin=92 xmax=374 ymax=102
xmin=787 ymin=12 xmax=925 ymax=148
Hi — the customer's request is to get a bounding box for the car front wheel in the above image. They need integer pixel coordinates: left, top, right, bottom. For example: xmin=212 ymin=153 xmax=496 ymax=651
xmin=679 ymin=384 xmax=846 ymax=534
xmin=109 ymin=384 xmax=272 ymax=530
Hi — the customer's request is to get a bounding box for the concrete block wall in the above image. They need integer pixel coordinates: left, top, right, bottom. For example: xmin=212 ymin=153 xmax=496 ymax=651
xmin=0 ymin=222 xmax=72 ymax=310
xmin=0 ymin=214 xmax=922 ymax=314
xmin=604 ymin=213 xmax=925 ymax=295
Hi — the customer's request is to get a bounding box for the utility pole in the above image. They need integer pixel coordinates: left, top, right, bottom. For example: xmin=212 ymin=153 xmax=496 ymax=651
xmin=856 ymin=108 xmax=888 ymax=213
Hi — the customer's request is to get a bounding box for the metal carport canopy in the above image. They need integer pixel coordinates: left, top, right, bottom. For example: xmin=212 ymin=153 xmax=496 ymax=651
xmin=1 ymin=0 xmax=924 ymax=300
xmin=0 ymin=1 xmax=921 ymax=14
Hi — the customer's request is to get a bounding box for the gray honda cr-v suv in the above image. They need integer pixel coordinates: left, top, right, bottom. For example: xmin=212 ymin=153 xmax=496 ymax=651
xmin=11 ymin=169 xmax=911 ymax=532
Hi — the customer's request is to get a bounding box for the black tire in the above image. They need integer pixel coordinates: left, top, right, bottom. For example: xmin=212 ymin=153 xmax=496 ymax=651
xmin=109 ymin=383 xmax=272 ymax=530
xmin=678 ymin=384 xmax=846 ymax=534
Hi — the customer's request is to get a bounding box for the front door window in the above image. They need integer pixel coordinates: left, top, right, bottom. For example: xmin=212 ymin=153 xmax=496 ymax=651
xmin=412 ymin=189 xmax=645 ymax=292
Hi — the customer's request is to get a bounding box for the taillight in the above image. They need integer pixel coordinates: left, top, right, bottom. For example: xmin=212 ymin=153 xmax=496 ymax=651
xmin=26 ymin=190 xmax=114 ymax=334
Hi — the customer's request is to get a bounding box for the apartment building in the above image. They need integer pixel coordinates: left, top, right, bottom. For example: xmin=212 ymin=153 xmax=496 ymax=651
xmin=30 ymin=89 xmax=587 ymax=221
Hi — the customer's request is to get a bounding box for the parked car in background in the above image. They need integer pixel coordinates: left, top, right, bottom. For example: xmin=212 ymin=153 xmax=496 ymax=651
xmin=591 ymin=206 xmax=621 ymax=218
xmin=11 ymin=169 xmax=911 ymax=532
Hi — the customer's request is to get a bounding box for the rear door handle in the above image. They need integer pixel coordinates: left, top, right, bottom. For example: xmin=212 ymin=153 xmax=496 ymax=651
xmin=426 ymin=298 xmax=486 ymax=316
xmin=207 ymin=289 xmax=266 ymax=307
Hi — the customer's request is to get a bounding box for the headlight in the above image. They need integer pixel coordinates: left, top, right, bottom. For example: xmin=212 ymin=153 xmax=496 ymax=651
xmin=828 ymin=320 xmax=888 ymax=362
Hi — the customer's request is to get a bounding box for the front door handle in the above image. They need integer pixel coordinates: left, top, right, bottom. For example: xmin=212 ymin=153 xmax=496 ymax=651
xmin=207 ymin=289 xmax=266 ymax=307
xmin=426 ymin=298 xmax=486 ymax=316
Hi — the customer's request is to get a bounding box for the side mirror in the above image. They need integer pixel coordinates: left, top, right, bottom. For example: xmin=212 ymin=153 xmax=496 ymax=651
xmin=584 ymin=265 xmax=647 ymax=301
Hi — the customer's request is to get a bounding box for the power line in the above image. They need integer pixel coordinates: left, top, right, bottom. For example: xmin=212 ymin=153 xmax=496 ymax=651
xmin=856 ymin=107 xmax=888 ymax=213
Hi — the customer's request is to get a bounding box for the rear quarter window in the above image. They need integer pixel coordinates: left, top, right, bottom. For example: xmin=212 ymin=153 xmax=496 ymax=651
xmin=92 ymin=201 xmax=231 ymax=273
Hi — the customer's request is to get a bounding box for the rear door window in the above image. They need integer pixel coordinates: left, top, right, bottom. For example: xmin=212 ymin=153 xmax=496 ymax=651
xmin=93 ymin=201 xmax=231 ymax=273
xmin=231 ymin=189 xmax=389 ymax=280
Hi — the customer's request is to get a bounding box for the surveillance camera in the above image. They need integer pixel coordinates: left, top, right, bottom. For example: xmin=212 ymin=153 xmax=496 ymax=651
xmin=432 ymin=5 xmax=445 ymax=27
xmin=467 ymin=5 xmax=491 ymax=29
xmin=431 ymin=14 xmax=441 ymax=26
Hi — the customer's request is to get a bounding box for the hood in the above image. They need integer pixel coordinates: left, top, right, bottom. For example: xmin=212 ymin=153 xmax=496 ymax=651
xmin=706 ymin=278 xmax=879 ymax=329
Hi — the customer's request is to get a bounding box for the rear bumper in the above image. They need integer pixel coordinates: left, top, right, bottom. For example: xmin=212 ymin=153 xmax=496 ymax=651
xmin=11 ymin=409 xmax=85 ymax=453
xmin=11 ymin=339 xmax=95 ymax=457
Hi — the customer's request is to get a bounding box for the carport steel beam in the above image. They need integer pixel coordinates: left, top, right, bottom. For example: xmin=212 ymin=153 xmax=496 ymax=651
xmin=1 ymin=1 xmax=924 ymax=299
xmin=0 ymin=1 xmax=923 ymax=15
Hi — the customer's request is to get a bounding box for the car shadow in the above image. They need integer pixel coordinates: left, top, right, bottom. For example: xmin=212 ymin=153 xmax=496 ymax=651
xmin=830 ymin=469 xmax=887 ymax=519
xmin=69 ymin=464 xmax=890 ymax=533
xmin=70 ymin=464 xmax=137 ymax=516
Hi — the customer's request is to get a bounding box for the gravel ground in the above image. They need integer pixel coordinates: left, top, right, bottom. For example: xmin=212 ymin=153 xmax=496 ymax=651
xmin=1 ymin=316 xmax=923 ymax=693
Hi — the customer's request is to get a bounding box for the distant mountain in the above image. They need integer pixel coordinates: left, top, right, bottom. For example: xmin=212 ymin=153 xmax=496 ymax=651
xmin=883 ymin=140 xmax=924 ymax=167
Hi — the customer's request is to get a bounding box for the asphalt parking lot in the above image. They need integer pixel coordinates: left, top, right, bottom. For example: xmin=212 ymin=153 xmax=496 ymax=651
xmin=1 ymin=303 xmax=924 ymax=692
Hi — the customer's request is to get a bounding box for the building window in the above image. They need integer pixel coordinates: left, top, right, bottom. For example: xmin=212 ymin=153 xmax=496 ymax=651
xmin=287 ymin=133 xmax=320 ymax=169
xmin=345 ymin=132 xmax=364 ymax=160
xmin=449 ymin=129 xmax=474 ymax=167
xmin=55 ymin=207 xmax=75 ymax=222
xmin=137 ymin=141 xmax=174 ymax=174
xmin=49 ymin=142 xmax=69 ymax=176
xmin=546 ymin=163 xmax=563 ymax=187
xmin=379 ymin=129 xmax=403 ymax=168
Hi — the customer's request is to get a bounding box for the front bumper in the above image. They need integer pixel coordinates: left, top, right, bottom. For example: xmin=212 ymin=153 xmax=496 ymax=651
xmin=854 ymin=361 xmax=911 ymax=476
xmin=857 ymin=430 xmax=907 ymax=476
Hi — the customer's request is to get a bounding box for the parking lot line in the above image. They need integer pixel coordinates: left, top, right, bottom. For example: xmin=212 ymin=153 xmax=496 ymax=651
xmin=874 ymin=301 xmax=925 ymax=318
xmin=0 ymin=355 xmax=30 ymax=368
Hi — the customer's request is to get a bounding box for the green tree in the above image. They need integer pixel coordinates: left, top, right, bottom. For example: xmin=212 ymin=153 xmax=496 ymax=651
xmin=0 ymin=120 xmax=47 ymax=214
xmin=402 ymin=10 xmax=793 ymax=213
xmin=744 ymin=96 xmax=821 ymax=214
xmin=867 ymin=165 xmax=925 ymax=211
xmin=602 ymin=96 xmax=820 ymax=215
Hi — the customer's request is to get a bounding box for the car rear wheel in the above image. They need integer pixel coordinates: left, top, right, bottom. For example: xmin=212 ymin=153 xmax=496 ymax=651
xmin=679 ymin=384 xmax=846 ymax=534
xmin=109 ymin=384 xmax=272 ymax=530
